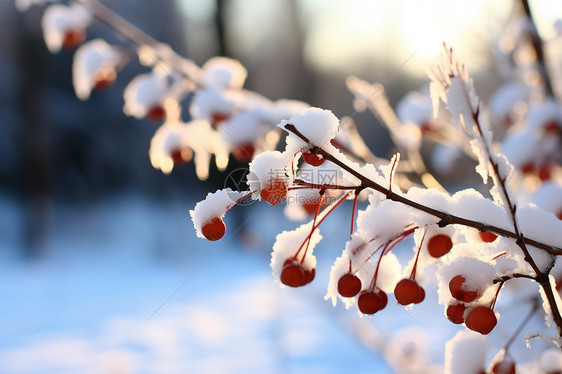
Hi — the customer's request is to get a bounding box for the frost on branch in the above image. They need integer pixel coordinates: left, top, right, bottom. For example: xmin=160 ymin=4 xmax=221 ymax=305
xmin=72 ymin=39 xmax=121 ymax=100
xmin=41 ymin=3 xmax=91 ymax=53
xmin=428 ymin=44 xmax=518 ymax=211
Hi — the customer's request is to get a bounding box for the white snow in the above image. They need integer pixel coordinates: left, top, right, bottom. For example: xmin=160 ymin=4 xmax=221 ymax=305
xmin=123 ymin=72 xmax=171 ymax=119
xmin=41 ymin=3 xmax=91 ymax=53
xmin=72 ymin=39 xmax=120 ymax=100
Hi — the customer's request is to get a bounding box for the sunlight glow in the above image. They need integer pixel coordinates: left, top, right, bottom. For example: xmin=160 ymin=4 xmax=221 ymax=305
xmin=301 ymin=0 xmax=514 ymax=76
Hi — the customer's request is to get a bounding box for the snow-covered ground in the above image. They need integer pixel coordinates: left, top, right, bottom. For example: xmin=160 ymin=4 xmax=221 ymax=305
xmin=0 ymin=193 xmax=398 ymax=374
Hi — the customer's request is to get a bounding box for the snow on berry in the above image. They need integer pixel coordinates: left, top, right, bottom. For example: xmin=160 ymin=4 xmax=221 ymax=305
xmin=444 ymin=331 xmax=487 ymax=374
xmin=219 ymin=112 xmax=266 ymax=153
xmin=189 ymin=188 xmax=246 ymax=240
xmin=72 ymin=39 xmax=121 ymax=100
xmin=526 ymin=99 xmax=562 ymax=133
xmin=201 ymin=56 xmax=247 ymax=90
xmin=437 ymin=254 xmax=496 ymax=306
xmin=270 ymin=222 xmax=320 ymax=287
xmin=189 ymin=88 xmax=241 ymax=124
xmin=489 ymin=349 xmax=516 ymax=374
xmin=41 ymin=3 xmax=91 ymax=53
xmin=149 ymin=120 xmax=229 ymax=179
xmin=123 ymin=72 xmax=171 ymax=119
xmin=247 ymin=150 xmax=294 ymax=200
xmin=280 ymin=107 xmax=341 ymax=149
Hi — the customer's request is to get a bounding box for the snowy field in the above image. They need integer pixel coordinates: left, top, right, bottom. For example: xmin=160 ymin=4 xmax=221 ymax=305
xmin=0 ymin=193 xmax=400 ymax=374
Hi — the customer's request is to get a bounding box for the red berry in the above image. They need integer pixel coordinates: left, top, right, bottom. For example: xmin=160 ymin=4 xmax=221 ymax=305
xmin=449 ymin=275 xmax=479 ymax=302
xmin=337 ymin=273 xmax=362 ymax=298
xmin=376 ymin=288 xmax=388 ymax=309
xmin=558 ymin=210 xmax=562 ymax=220
xmin=446 ymin=303 xmax=466 ymax=324
xmin=62 ymin=29 xmax=85 ymax=50
xmin=280 ymin=262 xmax=305 ymax=287
xmin=394 ymin=278 xmax=422 ymax=305
xmin=280 ymin=259 xmax=313 ymax=287
xmin=465 ymin=305 xmax=497 ymax=335
xmin=303 ymin=267 xmax=315 ymax=285
xmin=147 ymin=105 xmax=166 ymax=122
xmin=427 ymin=234 xmax=453 ymax=258
xmin=93 ymin=67 xmax=116 ymax=91
xmin=358 ymin=289 xmax=387 ymax=314
xmin=201 ymin=217 xmax=226 ymax=241
xmin=539 ymin=162 xmax=553 ymax=181
xmin=544 ymin=120 xmax=560 ymax=134
xmin=479 ymin=231 xmax=498 ymax=243
xmin=521 ymin=162 xmax=535 ymax=175
xmin=302 ymin=152 xmax=325 ymax=167
xmin=231 ymin=143 xmax=255 ymax=163
xmin=413 ymin=286 xmax=425 ymax=304
xmin=260 ymin=179 xmax=287 ymax=205
xmin=302 ymin=202 xmax=318 ymax=215
xmin=211 ymin=112 xmax=229 ymax=125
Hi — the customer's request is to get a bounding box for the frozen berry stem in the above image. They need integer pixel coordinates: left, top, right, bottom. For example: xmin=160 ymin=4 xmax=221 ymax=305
xmin=284 ymin=122 xmax=562 ymax=336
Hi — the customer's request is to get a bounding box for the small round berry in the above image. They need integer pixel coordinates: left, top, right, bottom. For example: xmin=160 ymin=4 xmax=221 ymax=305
xmin=358 ymin=290 xmax=386 ymax=315
xmin=413 ymin=286 xmax=425 ymax=304
xmin=376 ymin=288 xmax=388 ymax=309
xmin=446 ymin=303 xmax=466 ymax=324
xmin=302 ymin=202 xmax=318 ymax=215
xmin=427 ymin=234 xmax=453 ymax=258
xmin=449 ymin=275 xmax=479 ymax=302
xmin=337 ymin=273 xmax=362 ymax=298
xmin=394 ymin=278 xmax=422 ymax=305
xmin=147 ymin=105 xmax=166 ymax=122
xmin=465 ymin=306 xmax=497 ymax=335
xmin=260 ymin=179 xmax=287 ymax=205
xmin=302 ymin=152 xmax=325 ymax=167
xmin=62 ymin=29 xmax=85 ymax=50
xmin=211 ymin=112 xmax=229 ymax=125
xmin=479 ymin=231 xmax=498 ymax=243
xmin=280 ymin=261 xmax=306 ymax=287
xmin=232 ymin=143 xmax=255 ymax=163
xmin=201 ymin=217 xmax=226 ymax=241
